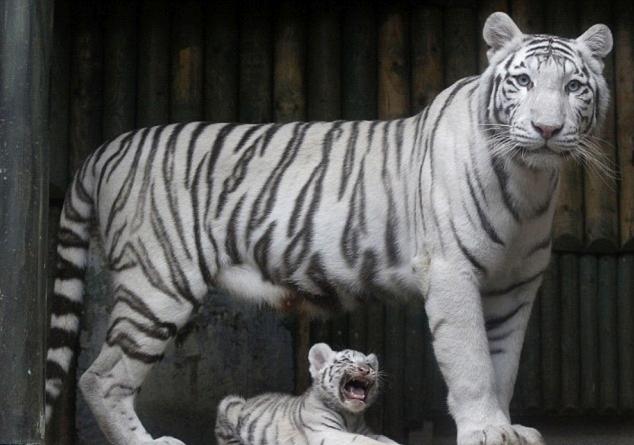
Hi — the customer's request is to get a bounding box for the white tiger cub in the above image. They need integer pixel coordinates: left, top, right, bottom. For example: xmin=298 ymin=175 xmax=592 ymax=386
xmin=45 ymin=11 xmax=613 ymax=445
xmin=215 ymin=343 xmax=399 ymax=445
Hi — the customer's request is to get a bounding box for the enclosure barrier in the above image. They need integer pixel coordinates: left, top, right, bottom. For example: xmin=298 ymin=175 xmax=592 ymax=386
xmin=0 ymin=0 xmax=52 ymax=444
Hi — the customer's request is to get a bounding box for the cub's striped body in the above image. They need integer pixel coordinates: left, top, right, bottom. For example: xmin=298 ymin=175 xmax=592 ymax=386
xmin=215 ymin=344 xmax=399 ymax=445
xmin=46 ymin=13 xmax=612 ymax=445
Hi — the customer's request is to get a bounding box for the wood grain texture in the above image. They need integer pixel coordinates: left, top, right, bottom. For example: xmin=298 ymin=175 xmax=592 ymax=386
xmin=170 ymin=0 xmax=204 ymax=122
xmin=598 ymin=255 xmax=618 ymax=412
xmin=136 ymin=0 xmax=170 ymax=127
xmin=579 ymin=255 xmax=599 ymax=411
xmin=617 ymin=254 xmax=634 ymax=410
xmin=204 ymin=0 xmax=238 ymax=122
xmin=560 ymin=254 xmax=580 ymax=411
xmin=540 ymin=254 xmax=561 ymax=411
xmin=240 ymin=0 xmax=273 ymax=123
xmin=378 ymin=3 xmax=410 ymax=119
xmin=307 ymin=1 xmax=341 ymax=120
xmin=48 ymin=0 xmax=71 ymax=200
xmin=615 ymin=0 xmax=634 ymax=249
xmin=342 ymin=0 xmax=376 ymax=120
xmin=273 ymin=1 xmax=306 ymax=122
xmin=0 ymin=0 xmax=52 ymax=441
xmin=411 ymin=2 xmax=443 ymax=112
xmin=69 ymin=0 xmax=103 ymax=171
xmin=103 ymin=0 xmax=137 ymax=139
xmin=443 ymin=2 xmax=478 ymax=86
xmin=510 ymin=0 xmax=545 ymax=34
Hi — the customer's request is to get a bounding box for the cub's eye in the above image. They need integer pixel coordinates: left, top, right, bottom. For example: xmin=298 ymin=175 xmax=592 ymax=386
xmin=566 ymin=79 xmax=582 ymax=92
xmin=515 ymin=74 xmax=531 ymax=87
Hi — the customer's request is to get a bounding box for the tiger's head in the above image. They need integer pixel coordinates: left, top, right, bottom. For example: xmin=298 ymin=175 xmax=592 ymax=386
xmin=481 ymin=12 xmax=613 ymax=169
xmin=308 ymin=343 xmax=380 ymax=414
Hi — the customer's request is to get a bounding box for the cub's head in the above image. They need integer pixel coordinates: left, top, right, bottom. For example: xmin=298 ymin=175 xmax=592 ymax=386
xmin=482 ymin=12 xmax=612 ymax=169
xmin=308 ymin=343 xmax=380 ymax=414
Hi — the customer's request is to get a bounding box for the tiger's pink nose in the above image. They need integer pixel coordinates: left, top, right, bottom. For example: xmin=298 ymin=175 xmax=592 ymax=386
xmin=531 ymin=122 xmax=563 ymax=139
xmin=356 ymin=365 xmax=371 ymax=375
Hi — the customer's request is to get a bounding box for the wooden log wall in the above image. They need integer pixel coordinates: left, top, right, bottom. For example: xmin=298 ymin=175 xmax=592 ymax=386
xmin=46 ymin=0 xmax=634 ymax=443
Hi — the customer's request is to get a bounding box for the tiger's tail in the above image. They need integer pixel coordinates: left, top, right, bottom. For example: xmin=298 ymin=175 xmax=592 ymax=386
xmin=215 ymin=395 xmax=246 ymax=444
xmin=45 ymin=160 xmax=95 ymax=424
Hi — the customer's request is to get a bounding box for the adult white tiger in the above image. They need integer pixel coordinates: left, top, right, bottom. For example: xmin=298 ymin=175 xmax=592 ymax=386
xmin=45 ymin=12 xmax=612 ymax=445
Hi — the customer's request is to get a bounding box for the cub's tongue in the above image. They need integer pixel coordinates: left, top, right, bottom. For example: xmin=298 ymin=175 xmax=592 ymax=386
xmin=346 ymin=384 xmax=366 ymax=400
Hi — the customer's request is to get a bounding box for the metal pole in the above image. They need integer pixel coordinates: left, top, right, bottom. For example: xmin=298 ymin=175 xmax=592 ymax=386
xmin=0 ymin=0 xmax=52 ymax=443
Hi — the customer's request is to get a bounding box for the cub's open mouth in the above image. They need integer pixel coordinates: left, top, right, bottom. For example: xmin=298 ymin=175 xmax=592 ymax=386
xmin=341 ymin=374 xmax=374 ymax=403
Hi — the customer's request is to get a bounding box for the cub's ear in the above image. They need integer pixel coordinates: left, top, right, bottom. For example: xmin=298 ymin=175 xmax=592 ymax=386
xmin=309 ymin=343 xmax=334 ymax=379
xmin=483 ymin=12 xmax=523 ymax=61
xmin=367 ymin=353 xmax=379 ymax=371
xmin=577 ymin=24 xmax=613 ymax=59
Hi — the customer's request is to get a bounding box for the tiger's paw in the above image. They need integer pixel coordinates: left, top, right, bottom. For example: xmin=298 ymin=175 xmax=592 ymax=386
xmin=458 ymin=424 xmax=545 ymax=445
xmin=141 ymin=436 xmax=186 ymax=445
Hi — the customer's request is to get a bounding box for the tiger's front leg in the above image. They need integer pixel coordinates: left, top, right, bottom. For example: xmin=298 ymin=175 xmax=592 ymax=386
xmin=483 ymin=280 xmax=545 ymax=444
xmin=425 ymin=259 xmax=541 ymax=445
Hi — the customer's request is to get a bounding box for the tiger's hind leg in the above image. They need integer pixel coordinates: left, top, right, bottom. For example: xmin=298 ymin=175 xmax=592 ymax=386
xmin=79 ymin=271 xmax=203 ymax=445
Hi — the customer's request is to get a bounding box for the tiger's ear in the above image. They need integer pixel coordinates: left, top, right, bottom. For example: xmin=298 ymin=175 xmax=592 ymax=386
xmin=309 ymin=343 xmax=334 ymax=379
xmin=367 ymin=353 xmax=379 ymax=370
xmin=483 ymin=12 xmax=523 ymax=61
xmin=577 ymin=24 xmax=613 ymax=59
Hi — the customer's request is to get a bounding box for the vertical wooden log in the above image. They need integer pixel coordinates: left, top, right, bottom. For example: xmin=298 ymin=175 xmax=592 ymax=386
xmin=598 ymin=255 xmax=618 ymax=411
xmin=560 ymin=254 xmax=580 ymax=411
xmin=384 ymin=305 xmax=406 ymax=442
xmin=518 ymin=294 xmax=541 ymax=410
xmin=273 ymin=1 xmax=306 ymax=123
xmin=547 ymin=0 xmax=584 ymax=250
xmin=617 ymin=254 xmax=634 ymax=410
xmin=103 ymin=0 xmax=137 ymax=139
xmin=541 ymin=253 xmax=561 ymax=411
xmin=69 ymin=0 xmax=103 ymax=171
xmin=581 ymin=0 xmax=619 ymax=252
xmin=615 ymin=0 xmax=634 ymax=249
xmin=48 ymin=0 xmax=70 ymax=200
xmin=170 ymin=0 xmax=204 ymax=123
xmin=377 ymin=4 xmax=410 ymax=119
xmin=307 ymin=1 xmax=341 ymax=120
xmin=137 ymin=0 xmax=170 ymax=127
xmin=294 ymin=316 xmax=311 ymax=394
xmin=443 ymin=1 xmax=478 ymax=86
xmin=240 ymin=0 xmax=273 ymax=123
xmin=204 ymin=0 xmax=239 ymax=122
xmin=579 ymin=255 xmax=599 ymax=410
xmin=404 ymin=302 xmax=426 ymax=428
xmin=342 ymin=0 xmax=376 ymax=120
xmin=509 ymin=0 xmax=545 ymax=34
xmin=477 ymin=0 xmax=509 ymax=71
xmin=0 ymin=0 xmax=52 ymax=442
xmin=411 ymin=2 xmax=443 ymax=113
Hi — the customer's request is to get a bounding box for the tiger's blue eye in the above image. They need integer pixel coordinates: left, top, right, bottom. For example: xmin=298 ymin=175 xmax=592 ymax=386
xmin=567 ymin=79 xmax=582 ymax=92
xmin=515 ymin=74 xmax=531 ymax=87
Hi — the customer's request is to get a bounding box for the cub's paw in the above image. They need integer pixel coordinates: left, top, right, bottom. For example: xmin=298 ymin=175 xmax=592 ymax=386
xmin=459 ymin=424 xmax=545 ymax=445
xmin=142 ymin=437 xmax=186 ymax=445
